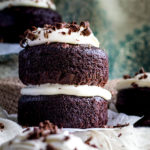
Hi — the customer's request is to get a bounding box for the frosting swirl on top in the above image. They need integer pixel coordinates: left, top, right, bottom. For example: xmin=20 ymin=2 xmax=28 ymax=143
xmin=21 ymin=22 xmax=100 ymax=48
xmin=116 ymin=72 xmax=150 ymax=90
xmin=0 ymin=0 xmax=56 ymax=11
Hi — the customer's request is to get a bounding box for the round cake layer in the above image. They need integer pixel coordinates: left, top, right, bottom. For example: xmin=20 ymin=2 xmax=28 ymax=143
xmin=18 ymin=95 xmax=108 ymax=128
xmin=19 ymin=43 xmax=108 ymax=86
xmin=116 ymin=87 xmax=150 ymax=116
xmin=0 ymin=6 xmax=61 ymax=43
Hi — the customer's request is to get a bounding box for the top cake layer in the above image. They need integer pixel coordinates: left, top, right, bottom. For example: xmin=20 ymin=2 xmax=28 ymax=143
xmin=0 ymin=0 xmax=56 ymax=10
xmin=19 ymin=22 xmax=108 ymax=87
xmin=21 ymin=22 xmax=100 ymax=48
xmin=116 ymin=68 xmax=150 ymax=90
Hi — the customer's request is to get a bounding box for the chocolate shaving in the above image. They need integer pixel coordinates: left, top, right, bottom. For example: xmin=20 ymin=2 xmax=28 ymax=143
xmin=123 ymin=74 xmax=131 ymax=79
xmin=80 ymin=21 xmax=90 ymax=28
xmin=113 ymin=123 xmax=129 ymax=128
xmin=85 ymin=137 xmax=97 ymax=148
xmin=139 ymin=67 xmax=145 ymax=74
xmin=46 ymin=144 xmax=57 ymax=150
xmin=24 ymin=29 xmax=38 ymax=41
xmin=131 ymin=82 xmax=138 ymax=88
xmin=27 ymin=121 xmax=58 ymax=140
xmin=81 ymin=28 xmax=91 ymax=36
xmin=0 ymin=123 xmax=4 ymax=130
xmin=139 ymin=73 xmax=148 ymax=80
xmin=118 ymin=133 xmax=122 ymax=137
xmin=44 ymin=31 xmax=49 ymax=39
xmin=64 ymin=136 xmax=70 ymax=141
xmin=61 ymin=32 xmax=66 ymax=35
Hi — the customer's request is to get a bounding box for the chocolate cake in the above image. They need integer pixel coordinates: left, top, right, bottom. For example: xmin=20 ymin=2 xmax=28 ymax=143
xmin=18 ymin=22 xmax=112 ymax=128
xmin=116 ymin=68 xmax=150 ymax=116
xmin=19 ymin=43 xmax=108 ymax=86
xmin=0 ymin=0 xmax=62 ymax=43
xmin=18 ymin=95 xmax=108 ymax=128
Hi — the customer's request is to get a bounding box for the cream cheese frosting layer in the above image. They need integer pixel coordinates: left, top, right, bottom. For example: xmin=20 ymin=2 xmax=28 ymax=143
xmin=21 ymin=84 xmax=112 ymax=100
xmin=0 ymin=0 xmax=56 ymax=11
xmin=1 ymin=130 xmax=98 ymax=150
xmin=116 ymin=73 xmax=150 ymax=90
xmin=23 ymin=22 xmax=100 ymax=48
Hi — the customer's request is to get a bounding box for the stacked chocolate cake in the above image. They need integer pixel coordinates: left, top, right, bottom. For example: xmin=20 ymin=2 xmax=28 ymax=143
xmin=0 ymin=0 xmax=61 ymax=43
xmin=18 ymin=22 xmax=111 ymax=128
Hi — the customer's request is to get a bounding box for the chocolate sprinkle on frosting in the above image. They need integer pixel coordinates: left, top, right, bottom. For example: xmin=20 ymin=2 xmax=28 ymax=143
xmin=123 ymin=75 xmax=131 ymax=79
xmin=131 ymin=82 xmax=138 ymax=88
xmin=0 ymin=123 xmax=4 ymax=130
xmin=26 ymin=121 xmax=59 ymax=140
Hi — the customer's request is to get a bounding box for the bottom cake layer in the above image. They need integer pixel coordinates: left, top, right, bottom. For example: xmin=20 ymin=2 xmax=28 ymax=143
xmin=116 ymin=87 xmax=150 ymax=116
xmin=18 ymin=95 xmax=108 ymax=128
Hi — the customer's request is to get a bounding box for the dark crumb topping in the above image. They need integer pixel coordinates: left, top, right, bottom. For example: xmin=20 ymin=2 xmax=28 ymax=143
xmin=123 ymin=67 xmax=147 ymax=80
xmin=85 ymin=137 xmax=98 ymax=148
xmin=64 ymin=136 xmax=70 ymax=141
xmin=131 ymin=82 xmax=138 ymax=88
xmin=118 ymin=133 xmax=122 ymax=138
xmin=46 ymin=144 xmax=57 ymax=150
xmin=26 ymin=120 xmax=59 ymax=140
xmin=0 ymin=123 xmax=4 ymax=130
xmin=113 ymin=123 xmax=129 ymax=128
xmin=138 ymin=73 xmax=148 ymax=80
xmin=21 ymin=21 xmax=92 ymax=48
xmin=123 ymin=75 xmax=131 ymax=79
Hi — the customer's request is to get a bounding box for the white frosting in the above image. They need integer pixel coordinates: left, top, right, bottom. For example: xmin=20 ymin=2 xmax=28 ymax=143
xmin=25 ymin=26 xmax=100 ymax=47
xmin=1 ymin=130 xmax=98 ymax=150
xmin=21 ymin=84 xmax=112 ymax=100
xmin=116 ymin=73 xmax=150 ymax=90
xmin=74 ymin=125 xmax=150 ymax=150
xmin=0 ymin=0 xmax=56 ymax=11
xmin=0 ymin=118 xmax=22 ymax=146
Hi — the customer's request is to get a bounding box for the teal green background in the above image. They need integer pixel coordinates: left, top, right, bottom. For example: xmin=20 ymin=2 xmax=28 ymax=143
xmin=55 ymin=0 xmax=150 ymax=79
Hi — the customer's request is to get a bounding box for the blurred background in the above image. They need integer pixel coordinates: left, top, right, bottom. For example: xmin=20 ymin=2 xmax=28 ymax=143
xmin=0 ymin=0 xmax=150 ymax=79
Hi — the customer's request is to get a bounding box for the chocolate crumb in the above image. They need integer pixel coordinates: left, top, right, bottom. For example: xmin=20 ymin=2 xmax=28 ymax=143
xmin=68 ymin=29 xmax=72 ymax=35
xmin=123 ymin=75 xmax=131 ymax=79
xmin=44 ymin=31 xmax=49 ymax=39
xmin=139 ymin=73 xmax=148 ymax=80
xmin=85 ymin=137 xmax=97 ymax=148
xmin=131 ymin=82 xmax=138 ymax=88
xmin=118 ymin=133 xmax=122 ymax=137
xmin=85 ymin=137 xmax=93 ymax=145
xmin=56 ymin=23 xmax=63 ymax=29
xmin=46 ymin=144 xmax=56 ymax=150
xmin=64 ymin=136 xmax=70 ymax=141
xmin=139 ymin=67 xmax=145 ymax=74
xmin=0 ymin=123 xmax=4 ymax=130
xmin=27 ymin=121 xmax=59 ymax=140
xmin=81 ymin=28 xmax=91 ymax=36
xmin=61 ymin=32 xmax=66 ymax=35
xmin=113 ymin=123 xmax=129 ymax=128
xmin=24 ymin=29 xmax=38 ymax=41
xmin=80 ymin=21 xmax=90 ymax=28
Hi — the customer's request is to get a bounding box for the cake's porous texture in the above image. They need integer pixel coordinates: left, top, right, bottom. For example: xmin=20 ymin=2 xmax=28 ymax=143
xmin=116 ymin=87 xmax=150 ymax=116
xmin=19 ymin=43 xmax=109 ymax=86
xmin=18 ymin=95 xmax=108 ymax=128
xmin=0 ymin=6 xmax=62 ymax=43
